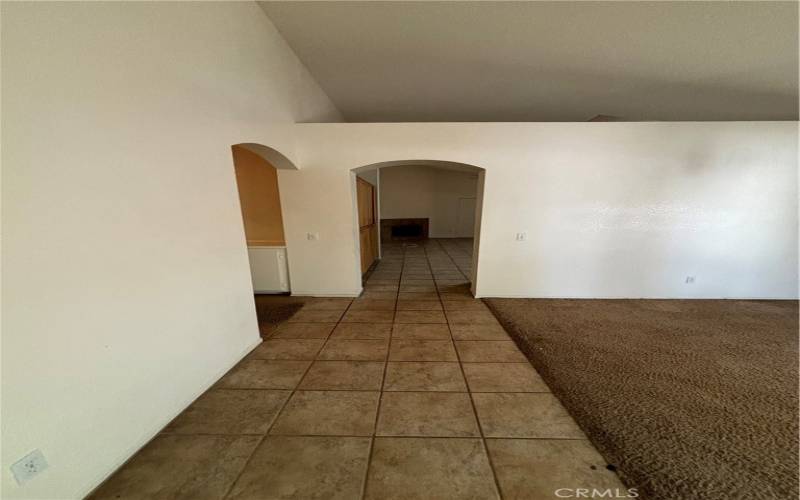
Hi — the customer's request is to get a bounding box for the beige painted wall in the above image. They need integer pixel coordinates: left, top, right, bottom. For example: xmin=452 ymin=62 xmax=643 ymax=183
xmin=281 ymin=122 xmax=798 ymax=299
xmin=232 ymin=145 xmax=286 ymax=246
xmin=1 ymin=2 xmax=339 ymax=498
xmin=379 ymin=166 xmax=479 ymax=238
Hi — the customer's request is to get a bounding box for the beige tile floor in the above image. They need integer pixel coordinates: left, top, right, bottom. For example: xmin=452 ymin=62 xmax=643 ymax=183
xmin=90 ymin=239 xmax=624 ymax=500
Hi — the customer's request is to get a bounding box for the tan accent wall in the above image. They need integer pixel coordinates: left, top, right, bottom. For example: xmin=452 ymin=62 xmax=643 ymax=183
xmin=232 ymin=145 xmax=286 ymax=246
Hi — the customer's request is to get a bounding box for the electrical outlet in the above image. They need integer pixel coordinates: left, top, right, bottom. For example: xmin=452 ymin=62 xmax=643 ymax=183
xmin=515 ymin=232 xmax=527 ymax=241
xmin=685 ymin=276 xmax=696 ymax=284
xmin=11 ymin=449 xmax=48 ymax=485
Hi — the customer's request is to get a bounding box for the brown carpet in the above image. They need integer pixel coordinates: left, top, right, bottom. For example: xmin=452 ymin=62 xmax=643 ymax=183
xmin=484 ymin=298 xmax=798 ymax=500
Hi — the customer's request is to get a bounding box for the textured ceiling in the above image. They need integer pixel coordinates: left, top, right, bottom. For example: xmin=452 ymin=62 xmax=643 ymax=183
xmin=260 ymin=1 xmax=798 ymax=122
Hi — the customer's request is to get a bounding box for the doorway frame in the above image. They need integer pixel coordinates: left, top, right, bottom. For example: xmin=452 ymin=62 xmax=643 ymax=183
xmin=350 ymin=160 xmax=486 ymax=296
xmin=230 ymin=142 xmax=299 ymax=295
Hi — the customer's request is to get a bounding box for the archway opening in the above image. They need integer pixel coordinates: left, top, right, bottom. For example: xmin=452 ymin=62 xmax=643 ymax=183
xmin=351 ymin=160 xmax=486 ymax=296
xmin=231 ymin=143 xmax=298 ymax=334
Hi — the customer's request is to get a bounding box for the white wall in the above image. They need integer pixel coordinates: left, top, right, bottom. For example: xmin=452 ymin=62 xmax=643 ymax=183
xmin=380 ymin=166 xmax=478 ymax=237
xmin=1 ymin=2 xmax=340 ymax=499
xmin=284 ymin=122 xmax=798 ymax=299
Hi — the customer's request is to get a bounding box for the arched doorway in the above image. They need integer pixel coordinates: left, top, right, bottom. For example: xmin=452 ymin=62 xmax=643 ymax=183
xmin=231 ymin=143 xmax=297 ymax=294
xmin=351 ymin=160 xmax=486 ymax=296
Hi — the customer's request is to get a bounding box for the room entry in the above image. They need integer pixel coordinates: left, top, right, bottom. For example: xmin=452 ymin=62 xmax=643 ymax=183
xmin=351 ymin=160 xmax=486 ymax=294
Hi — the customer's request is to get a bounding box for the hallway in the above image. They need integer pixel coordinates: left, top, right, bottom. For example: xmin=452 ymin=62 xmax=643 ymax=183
xmin=91 ymin=239 xmax=623 ymax=499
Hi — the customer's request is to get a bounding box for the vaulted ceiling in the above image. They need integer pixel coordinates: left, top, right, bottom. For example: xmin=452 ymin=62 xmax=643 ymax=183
xmin=260 ymin=1 xmax=798 ymax=123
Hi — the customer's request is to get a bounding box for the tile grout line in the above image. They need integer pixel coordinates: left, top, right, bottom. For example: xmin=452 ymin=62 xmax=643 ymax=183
xmin=427 ymin=239 xmax=506 ymax=500
xmin=221 ymin=297 xmax=355 ymax=500
xmin=359 ymin=245 xmax=404 ymax=500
